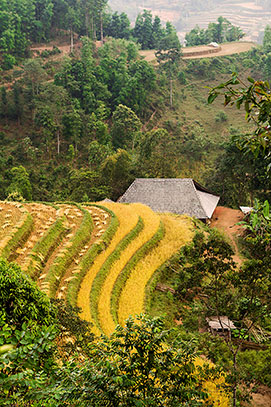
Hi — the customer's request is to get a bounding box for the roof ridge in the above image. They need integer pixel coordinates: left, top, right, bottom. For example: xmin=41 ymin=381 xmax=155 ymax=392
xmin=190 ymin=180 xmax=208 ymax=218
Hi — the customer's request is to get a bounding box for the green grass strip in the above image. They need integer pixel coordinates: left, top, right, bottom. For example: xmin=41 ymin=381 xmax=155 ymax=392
xmin=111 ymin=220 xmax=165 ymax=325
xmin=1 ymin=212 xmax=33 ymax=261
xmin=27 ymin=216 xmax=69 ymax=279
xmin=66 ymin=204 xmax=119 ymax=307
xmin=45 ymin=204 xmax=94 ymax=297
xmin=143 ymin=251 xmax=179 ymax=314
xmin=90 ymin=216 xmax=144 ymax=331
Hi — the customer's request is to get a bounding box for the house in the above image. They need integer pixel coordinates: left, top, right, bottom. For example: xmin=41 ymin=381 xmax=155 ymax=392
xmin=118 ymin=178 xmax=220 ymax=220
xmin=206 ymin=316 xmax=236 ymax=338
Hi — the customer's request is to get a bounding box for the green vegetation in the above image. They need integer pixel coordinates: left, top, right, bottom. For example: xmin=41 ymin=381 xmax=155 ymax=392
xmin=185 ymin=17 xmax=245 ymax=46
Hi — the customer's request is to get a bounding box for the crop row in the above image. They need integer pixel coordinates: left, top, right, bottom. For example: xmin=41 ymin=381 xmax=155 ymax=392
xmin=44 ymin=205 xmax=94 ymax=297
xmin=0 ymin=207 xmax=33 ymax=262
xmin=66 ymin=204 xmax=117 ymax=307
xmin=77 ymin=203 xmax=140 ymax=335
xmin=117 ymin=214 xmax=193 ymax=326
xmin=98 ymin=204 xmax=162 ymax=336
xmin=27 ymin=215 xmax=69 ymax=279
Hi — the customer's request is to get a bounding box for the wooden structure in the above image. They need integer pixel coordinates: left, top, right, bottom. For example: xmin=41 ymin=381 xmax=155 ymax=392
xmin=206 ymin=316 xmax=236 ymax=339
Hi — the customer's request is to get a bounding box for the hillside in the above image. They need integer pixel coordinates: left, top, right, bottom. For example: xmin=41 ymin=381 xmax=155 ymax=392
xmin=108 ymin=0 xmax=271 ymax=42
xmin=0 ymin=200 xmax=193 ymax=335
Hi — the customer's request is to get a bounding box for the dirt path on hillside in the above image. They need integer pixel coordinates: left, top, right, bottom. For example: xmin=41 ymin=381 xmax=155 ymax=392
xmin=140 ymin=42 xmax=255 ymax=63
xmin=211 ymin=206 xmax=244 ymax=266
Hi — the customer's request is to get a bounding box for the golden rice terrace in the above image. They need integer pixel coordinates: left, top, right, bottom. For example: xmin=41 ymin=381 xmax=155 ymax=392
xmin=0 ymin=200 xmax=193 ymax=335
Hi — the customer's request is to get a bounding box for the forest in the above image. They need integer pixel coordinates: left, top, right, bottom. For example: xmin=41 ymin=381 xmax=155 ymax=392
xmin=0 ymin=0 xmax=271 ymax=406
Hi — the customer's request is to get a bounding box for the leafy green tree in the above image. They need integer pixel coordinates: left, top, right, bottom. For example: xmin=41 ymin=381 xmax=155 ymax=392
xmin=139 ymin=128 xmax=177 ymax=177
xmin=156 ymin=24 xmax=181 ymax=107
xmin=69 ymin=168 xmax=109 ymax=201
xmin=0 ymin=258 xmax=55 ymax=328
xmin=35 ymin=83 xmax=70 ymax=155
xmin=208 ymin=75 xmax=271 ymax=171
xmin=65 ymin=6 xmax=80 ymax=53
xmin=102 ymin=149 xmax=132 ymax=199
xmin=175 ymin=229 xmax=271 ymax=406
xmin=88 ymin=140 xmax=111 ymax=170
xmin=105 ymin=11 xmax=131 ymax=39
xmin=111 ymin=104 xmax=142 ymax=149
xmin=133 ymin=10 xmax=153 ymax=49
xmin=263 ymin=25 xmax=271 ymax=53
xmin=152 ymin=15 xmax=165 ymax=48
xmin=238 ymin=199 xmax=271 ymax=257
xmin=185 ymin=17 xmax=244 ymax=46
xmin=6 ymin=165 xmax=32 ymax=200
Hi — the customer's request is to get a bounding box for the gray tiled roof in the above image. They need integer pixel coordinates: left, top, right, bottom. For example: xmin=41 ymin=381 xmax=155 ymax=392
xmin=118 ymin=178 xmax=220 ymax=219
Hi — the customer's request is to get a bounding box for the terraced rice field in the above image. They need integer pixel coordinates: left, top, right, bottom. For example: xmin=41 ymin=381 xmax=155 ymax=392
xmin=0 ymin=200 xmax=194 ymax=336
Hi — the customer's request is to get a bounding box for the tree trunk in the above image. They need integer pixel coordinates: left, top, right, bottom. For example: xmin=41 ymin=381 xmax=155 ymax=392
xmin=92 ymin=15 xmax=96 ymax=40
xmin=233 ymin=353 xmax=237 ymax=407
xmin=85 ymin=11 xmax=90 ymax=37
xmin=57 ymin=131 xmax=60 ymax=155
xmin=100 ymin=12 xmax=104 ymax=43
xmin=70 ymin=28 xmax=74 ymax=53
xmin=170 ymin=78 xmax=173 ymax=107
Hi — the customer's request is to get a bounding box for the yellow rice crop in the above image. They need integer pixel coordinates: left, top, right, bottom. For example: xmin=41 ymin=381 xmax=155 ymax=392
xmin=77 ymin=203 xmax=139 ymax=336
xmin=118 ymin=214 xmax=193 ymax=325
xmin=196 ymin=358 xmax=230 ymax=406
xmin=98 ymin=203 xmax=160 ymax=336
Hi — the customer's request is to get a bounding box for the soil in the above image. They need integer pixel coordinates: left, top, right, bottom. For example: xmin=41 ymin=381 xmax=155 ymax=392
xmin=140 ymin=42 xmax=255 ymax=63
xmin=210 ymin=206 xmax=244 ymax=266
xmin=183 ymin=42 xmax=255 ymax=59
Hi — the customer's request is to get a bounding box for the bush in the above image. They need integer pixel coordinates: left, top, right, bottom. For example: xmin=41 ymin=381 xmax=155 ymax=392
xmin=1 ymin=54 xmax=16 ymax=70
xmin=215 ymin=110 xmax=228 ymax=122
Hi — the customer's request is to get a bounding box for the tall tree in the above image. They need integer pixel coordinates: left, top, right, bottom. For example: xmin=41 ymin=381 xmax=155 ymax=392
xmin=155 ymin=23 xmax=181 ymax=107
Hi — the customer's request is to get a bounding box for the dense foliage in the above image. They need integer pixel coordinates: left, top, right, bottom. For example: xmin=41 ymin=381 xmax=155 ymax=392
xmin=185 ymin=17 xmax=245 ymax=46
xmin=0 ymin=259 xmax=220 ymax=407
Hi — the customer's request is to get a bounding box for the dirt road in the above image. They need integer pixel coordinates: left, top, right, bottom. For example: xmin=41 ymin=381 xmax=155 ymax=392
xmin=140 ymin=41 xmax=255 ymax=63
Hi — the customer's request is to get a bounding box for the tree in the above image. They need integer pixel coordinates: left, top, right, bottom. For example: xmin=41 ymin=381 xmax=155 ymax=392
xmin=152 ymin=15 xmax=165 ymax=49
xmin=69 ymin=168 xmax=109 ymax=201
xmin=237 ymin=198 xmax=271 ymax=258
xmin=139 ymin=128 xmax=177 ymax=177
xmin=263 ymin=25 xmax=271 ymax=53
xmin=175 ymin=229 xmax=271 ymax=406
xmin=6 ymin=165 xmax=32 ymax=200
xmin=35 ymin=83 xmax=70 ymax=155
xmin=65 ymin=6 xmax=80 ymax=53
xmin=133 ymin=10 xmax=153 ymax=49
xmin=185 ymin=17 xmax=244 ymax=46
xmin=0 ymin=258 xmax=55 ymax=329
xmin=208 ymin=75 xmax=271 ymax=171
xmin=155 ymin=24 xmax=181 ymax=107
xmin=111 ymin=104 xmax=142 ymax=149
xmin=102 ymin=149 xmax=132 ymax=199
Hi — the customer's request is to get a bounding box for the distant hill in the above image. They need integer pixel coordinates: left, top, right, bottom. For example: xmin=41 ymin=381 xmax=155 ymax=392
xmin=108 ymin=0 xmax=271 ymax=43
